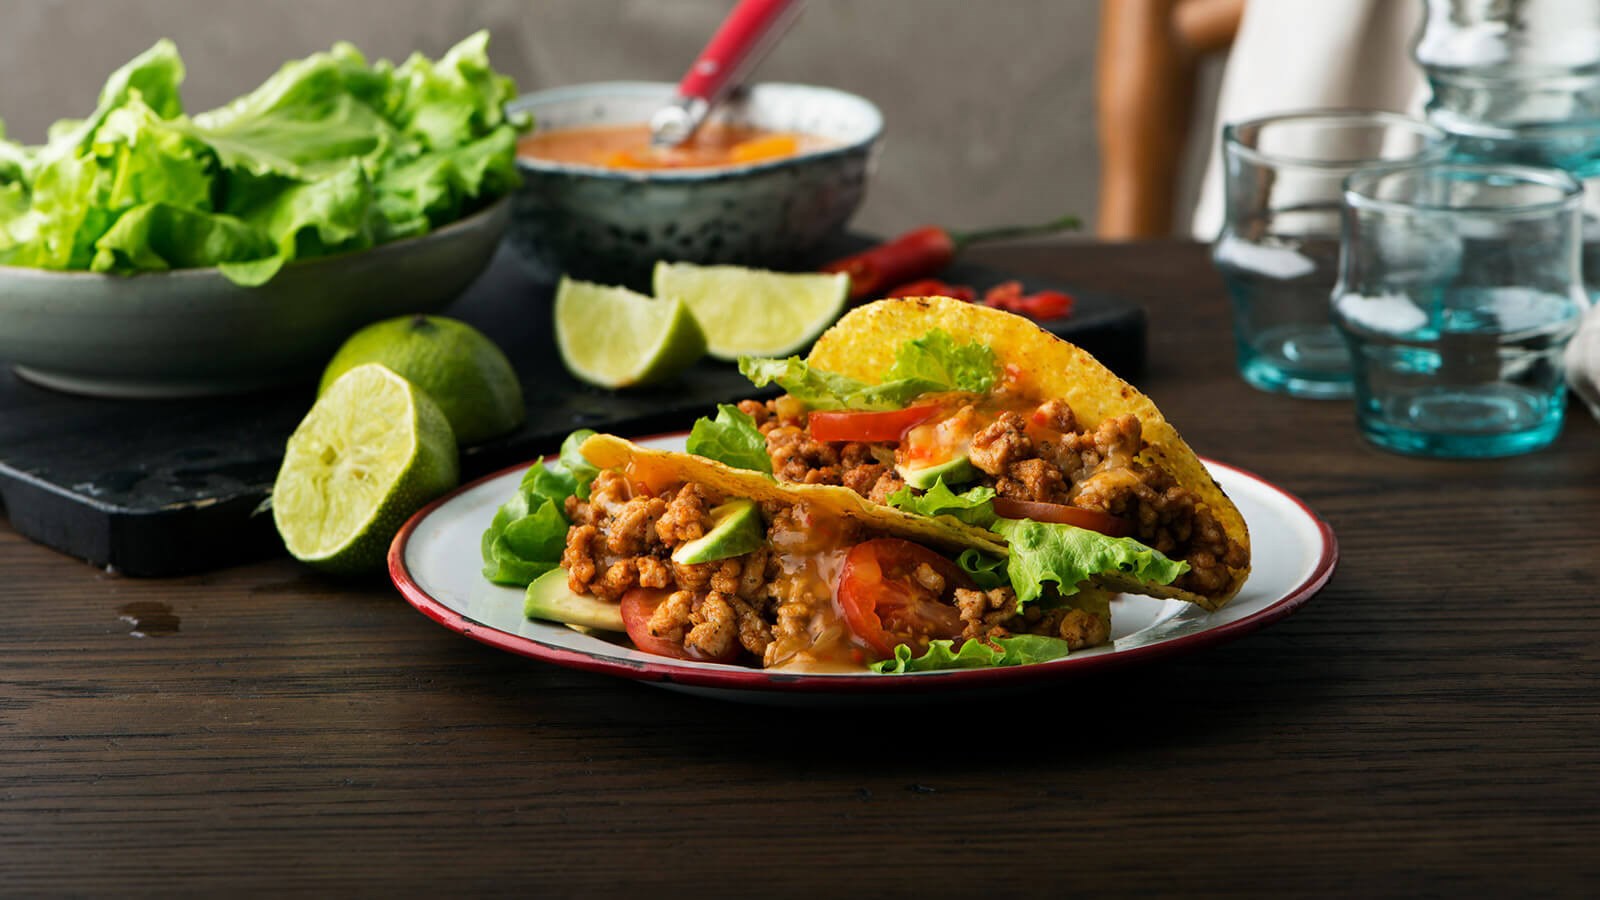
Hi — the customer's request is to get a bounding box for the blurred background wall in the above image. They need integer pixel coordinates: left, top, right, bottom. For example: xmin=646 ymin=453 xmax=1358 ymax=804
xmin=0 ymin=0 xmax=1222 ymax=237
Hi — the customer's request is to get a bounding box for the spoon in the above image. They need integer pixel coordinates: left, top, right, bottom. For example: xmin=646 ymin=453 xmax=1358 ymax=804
xmin=650 ymin=0 xmax=808 ymax=148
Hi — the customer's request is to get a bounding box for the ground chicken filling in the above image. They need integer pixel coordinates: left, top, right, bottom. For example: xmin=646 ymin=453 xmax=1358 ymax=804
xmin=738 ymin=391 xmax=1247 ymax=597
xmin=561 ymin=469 xmax=1110 ymax=669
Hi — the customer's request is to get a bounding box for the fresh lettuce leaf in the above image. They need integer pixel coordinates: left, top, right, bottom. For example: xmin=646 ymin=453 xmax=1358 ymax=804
xmin=558 ymin=429 xmax=599 ymax=500
xmin=739 ymin=329 xmax=1000 ymax=410
xmin=0 ymin=31 xmax=525 ymax=284
xmin=686 ymin=404 xmax=772 ymax=474
xmin=482 ymin=498 xmax=568 ymax=585
xmin=480 ymin=429 xmax=597 ymax=587
xmin=993 ymin=518 xmax=1189 ymax=606
xmin=881 ymin=329 xmax=998 ymax=394
xmin=870 ymin=634 xmax=1074 ymax=674
xmin=885 ymin=477 xmax=997 ymax=527
xmin=89 ymin=202 xmax=274 ymax=273
xmin=955 ymin=548 xmax=1009 ymax=590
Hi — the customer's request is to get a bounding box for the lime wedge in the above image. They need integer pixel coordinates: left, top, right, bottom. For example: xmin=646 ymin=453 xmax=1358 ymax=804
xmin=653 ymin=261 xmax=849 ymax=360
xmin=272 ymin=363 xmax=460 ymax=574
xmin=554 ymin=276 xmax=707 ymax=388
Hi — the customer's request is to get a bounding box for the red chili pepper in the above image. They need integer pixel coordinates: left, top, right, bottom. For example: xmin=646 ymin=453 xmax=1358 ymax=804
xmin=821 ymin=214 xmax=1081 ymax=302
xmin=1017 ymin=289 xmax=1074 ymax=319
xmin=822 ymin=227 xmax=956 ymax=302
xmin=982 ymin=281 xmax=1076 ymax=320
xmin=884 ymin=278 xmax=977 ymax=302
xmin=981 ymin=280 xmax=1024 ymax=309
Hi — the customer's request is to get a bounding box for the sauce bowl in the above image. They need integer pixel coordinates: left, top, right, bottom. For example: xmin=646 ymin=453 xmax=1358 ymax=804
xmin=507 ymin=81 xmax=882 ymax=285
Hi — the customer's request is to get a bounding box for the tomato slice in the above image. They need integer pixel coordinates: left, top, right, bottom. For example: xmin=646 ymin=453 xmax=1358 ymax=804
xmin=808 ymin=404 xmax=938 ymax=443
xmin=618 ymin=588 xmax=738 ymax=663
xmin=991 ymin=497 xmax=1134 ymax=537
xmin=836 ymin=539 xmax=971 ymax=659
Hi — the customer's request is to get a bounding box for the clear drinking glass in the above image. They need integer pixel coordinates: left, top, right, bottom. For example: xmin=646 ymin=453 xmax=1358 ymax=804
xmin=1332 ymin=163 xmax=1589 ymax=457
xmin=1415 ymin=0 xmax=1600 ymax=137
xmin=1214 ymin=111 xmax=1449 ymax=398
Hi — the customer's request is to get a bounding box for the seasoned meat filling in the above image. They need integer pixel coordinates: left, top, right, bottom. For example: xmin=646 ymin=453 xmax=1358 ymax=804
xmin=743 ymin=393 xmax=1246 ymax=596
xmin=559 ymin=466 xmax=1121 ymax=668
xmin=565 ymin=471 xmax=891 ymax=663
xmin=563 ymin=471 xmax=780 ymax=660
xmin=952 ymin=586 xmax=1110 ymax=650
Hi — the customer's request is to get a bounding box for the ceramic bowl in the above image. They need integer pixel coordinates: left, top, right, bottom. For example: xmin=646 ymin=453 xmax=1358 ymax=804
xmin=0 ymin=198 xmax=510 ymax=398
xmin=507 ymin=81 xmax=882 ymax=285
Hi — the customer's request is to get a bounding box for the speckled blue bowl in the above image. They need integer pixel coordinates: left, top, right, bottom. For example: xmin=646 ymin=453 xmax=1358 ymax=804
xmin=507 ymin=81 xmax=882 ymax=285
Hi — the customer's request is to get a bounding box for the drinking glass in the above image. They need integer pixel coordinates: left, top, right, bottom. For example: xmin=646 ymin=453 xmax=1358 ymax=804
xmin=1332 ymin=163 xmax=1589 ymax=458
xmin=1415 ymin=0 xmax=1600 ymax=137
xmin=1214 ymin=111 xmax=1449 ymax=398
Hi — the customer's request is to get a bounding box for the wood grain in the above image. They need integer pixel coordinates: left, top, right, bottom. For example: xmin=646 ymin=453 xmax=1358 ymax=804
xmin=2 ymin=242 xmax=1597 ymax=897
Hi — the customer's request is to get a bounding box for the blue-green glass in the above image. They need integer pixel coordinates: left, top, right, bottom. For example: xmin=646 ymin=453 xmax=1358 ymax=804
xmin=1334 ymin=163 xmax=1587 ymax=458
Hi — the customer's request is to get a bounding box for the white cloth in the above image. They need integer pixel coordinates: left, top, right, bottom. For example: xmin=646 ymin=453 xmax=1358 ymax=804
xmin=1189 ymin=0 xmax=1430 ymax=240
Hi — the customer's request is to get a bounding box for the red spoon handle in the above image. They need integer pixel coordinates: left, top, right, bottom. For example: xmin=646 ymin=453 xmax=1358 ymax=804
xmin=676 ymin=0 xmax=805 ymax=104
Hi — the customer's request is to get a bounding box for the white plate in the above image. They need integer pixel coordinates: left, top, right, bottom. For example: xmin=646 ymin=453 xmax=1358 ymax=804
xmin=390 ymin=434 xmax=1337 ymax=704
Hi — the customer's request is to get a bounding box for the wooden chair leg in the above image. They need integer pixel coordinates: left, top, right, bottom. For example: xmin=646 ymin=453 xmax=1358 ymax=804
xmin=1096 ymin=0 xmax=1242 ymax=240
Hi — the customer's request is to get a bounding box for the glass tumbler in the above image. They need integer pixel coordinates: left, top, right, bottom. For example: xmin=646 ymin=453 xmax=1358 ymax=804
xmin=1215 ymin=111 xmax=1449 ymax=398
xmin=1332 ymin=163 xmax=1589 ymax=458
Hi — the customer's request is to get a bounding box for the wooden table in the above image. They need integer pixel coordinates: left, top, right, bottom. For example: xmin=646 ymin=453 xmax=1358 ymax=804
xmin=4 ymin=242 xmax=1596 ymax=896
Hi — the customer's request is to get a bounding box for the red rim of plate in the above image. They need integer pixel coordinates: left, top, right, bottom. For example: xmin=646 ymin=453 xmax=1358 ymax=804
xmin=388 ymin=435 xmax=1338 ymax=695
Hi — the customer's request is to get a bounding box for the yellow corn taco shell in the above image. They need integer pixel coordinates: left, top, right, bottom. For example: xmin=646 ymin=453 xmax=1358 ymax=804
xmin=580 ymin=433 xmax=1009 ymax=558
xmin=806 ymin=296 xmax=1251 ymax=610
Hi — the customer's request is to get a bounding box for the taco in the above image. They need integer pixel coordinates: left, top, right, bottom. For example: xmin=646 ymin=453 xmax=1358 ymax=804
xmin=730 ymin=295 xmax=1251 ymax=611
xmin=481 ymin=428 xmax=1191 ymax=673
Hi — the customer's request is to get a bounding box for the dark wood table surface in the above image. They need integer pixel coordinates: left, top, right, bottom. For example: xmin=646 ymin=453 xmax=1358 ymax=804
xmin=4 ymin=241 xmax=1597 ymax=897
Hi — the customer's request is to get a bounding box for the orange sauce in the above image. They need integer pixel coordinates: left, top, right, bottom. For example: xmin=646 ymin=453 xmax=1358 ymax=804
xmin=517 ymin=122 xmax=833 ymax=170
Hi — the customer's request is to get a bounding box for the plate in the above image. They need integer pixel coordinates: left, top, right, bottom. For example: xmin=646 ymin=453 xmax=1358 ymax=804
xmin=389 ymin=433 xmax=1337 ymax=704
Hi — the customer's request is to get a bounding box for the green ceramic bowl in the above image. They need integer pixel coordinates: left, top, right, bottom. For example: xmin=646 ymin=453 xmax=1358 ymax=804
xmin=0 ymin=197 xmax=509 ymax=398
xmin=508 ymin=81 xmax=882 ymax=286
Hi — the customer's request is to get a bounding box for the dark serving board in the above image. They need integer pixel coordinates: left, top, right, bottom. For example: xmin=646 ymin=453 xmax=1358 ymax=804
xmin=0 ymin=237 xmax=1144 ymax=576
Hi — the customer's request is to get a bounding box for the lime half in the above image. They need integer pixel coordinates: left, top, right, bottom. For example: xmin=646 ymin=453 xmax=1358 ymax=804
xmin=318 ymin=315 xmax=524 ymax=446
xmin=554 ymin=276 xmax=707 ymax=388
xmin=272 ymin=363 xmax=460 ymax=574
xmin=653 ymin=261 xmax=849 ymax=360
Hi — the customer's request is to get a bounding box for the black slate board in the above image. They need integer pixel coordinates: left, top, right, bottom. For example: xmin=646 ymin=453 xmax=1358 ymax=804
xmin=0 ymin=238 xmax=1144 ymax=576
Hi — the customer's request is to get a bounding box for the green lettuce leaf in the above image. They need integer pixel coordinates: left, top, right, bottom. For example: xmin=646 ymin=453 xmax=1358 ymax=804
xmin=189 ymin=42 xmax=397 ymax=179
xmin=955 ymin=548 xmax=1009 ymax=590
xmin=881 ymin=329 xmax=998 ymax=394
xmin=686 ymin=404 xmax=772 ymax=474
xmin=89 ymin=202 xmax=274 ymax=273
xmin=479 ymin=429 xmax=599 ymax=588
xmin=482 ymin=498 xmax=568 ymax=585
xmin=558 ymin=429 xmax=599 ymax=500
xmin=885 ymin=477 xmax=997 ymax=527
xmin=0 ymin=30 xmax=525 ymax=284
xmin=739 ymin=329 xmax=1000 ymax=411
xmin=992 ymin=518 xmax=1189 ymax=606
xmin=870 ymin=634 xmax=1074 ymax=674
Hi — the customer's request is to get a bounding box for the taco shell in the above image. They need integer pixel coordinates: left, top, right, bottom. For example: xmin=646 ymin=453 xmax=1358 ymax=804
xmin=580 ymin=433 xmax=1009 ymax=558
xmin=806 ymin=296 xmax=1251 ymax=610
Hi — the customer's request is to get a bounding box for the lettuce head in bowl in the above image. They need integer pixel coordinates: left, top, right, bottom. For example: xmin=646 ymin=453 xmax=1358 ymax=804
xmin=0 ymin=31 xmax=527 ymax=397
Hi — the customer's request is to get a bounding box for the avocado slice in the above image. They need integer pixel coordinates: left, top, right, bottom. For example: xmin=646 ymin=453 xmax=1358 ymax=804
xmin=670 ymin=499 xmax=764 ymax=565
xmin=896 ymin=455 xmax=977 ymax=490
xmin=524 ymin=568 xmax=625 ymax=632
